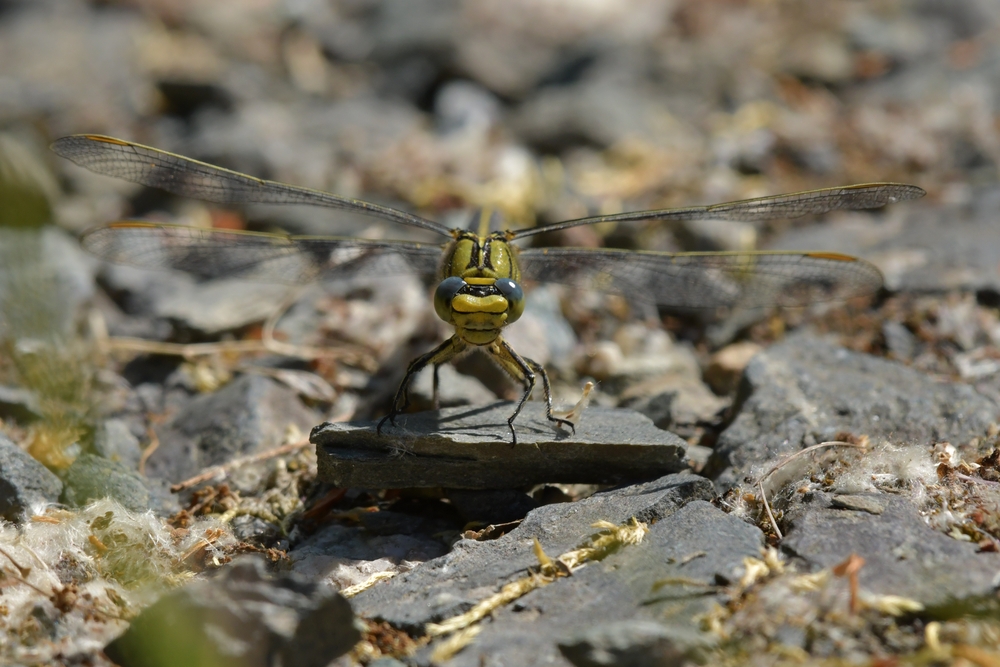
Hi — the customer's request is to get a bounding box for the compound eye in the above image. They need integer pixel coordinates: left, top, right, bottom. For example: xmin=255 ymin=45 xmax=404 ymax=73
xmin=494 ymin=278 xmax=525 ymax=323
xmin=434 ymin=276 xmax=467 ymax=323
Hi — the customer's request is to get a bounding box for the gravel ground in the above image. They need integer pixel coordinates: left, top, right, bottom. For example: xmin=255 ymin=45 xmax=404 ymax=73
xmin=2 ymin=0 xmax=1000 ymax=665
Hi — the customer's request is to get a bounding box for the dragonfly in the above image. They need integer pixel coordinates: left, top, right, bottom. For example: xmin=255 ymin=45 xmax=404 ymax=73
xmin=52 ymin=134 xmax=924 ymax=444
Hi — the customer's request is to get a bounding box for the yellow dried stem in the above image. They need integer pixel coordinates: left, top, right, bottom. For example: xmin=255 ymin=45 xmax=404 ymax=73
xmin=426 ymin=517 xmax=648 ymax=638
xmin=428 ymin=625 xmax=483 ymax=663
xmin=341 ymin=571 xmax=398 ymax=599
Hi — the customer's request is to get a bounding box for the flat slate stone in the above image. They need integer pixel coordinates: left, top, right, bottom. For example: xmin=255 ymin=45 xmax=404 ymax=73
xmin=429 ymin=501 xmax=757 ymax=667
xmin=350 ymin=472 xmax=716 ymax=631
xmin=352 ymin=490 xmax=759 ymax=667
xmin=312 ymin=402 xmax=690 ymax=489
xmin=782 ymin=496 xmax=1000 ymax=612
xmin=709 ymin=333 xmax=999 ymax=489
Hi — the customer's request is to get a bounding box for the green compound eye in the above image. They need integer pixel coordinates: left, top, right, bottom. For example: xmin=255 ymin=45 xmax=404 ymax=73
xmin=434 ymin=276 xmax=467 ymax=323
xmin=494 ymin=277 xmax=524 ymax=323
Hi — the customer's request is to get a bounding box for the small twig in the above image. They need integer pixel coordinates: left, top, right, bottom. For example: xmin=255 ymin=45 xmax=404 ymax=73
xmin=171 ymin=437 xmax=311 ymax=493
xmin=138 ymin=426 xmax=160 ymax=476
xmin=832 ymin=553 xmax=865 ymax=614
xmin=756 ymin=440 xmax=868 ymax=541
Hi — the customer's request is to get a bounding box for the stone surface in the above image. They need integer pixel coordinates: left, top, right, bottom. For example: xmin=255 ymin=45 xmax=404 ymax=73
xmin=92 ymin=418 xmax=143 ymax=470
xmin=289 ymin=520 xmax=448 ymax=592
xmin=104 ymin=556 xmax=359 ymax=667
xmin=357 ymin=497 xmax=757 ymax=667
xmin=100 ymin=265 xmax=294 ymax=336
xmin=0 ymin=433 xmax=62 ymax=521
xmin=147 ymin=375 xmax=319 ymax=486
xmin=619 ymin=371 xmax=728 ymax=431
xmin=0 ymin=384 xmax=41 ymax=423
xmin=559 ymin=620 xmax=710 ymax=667
xmin=313 ymin=403 xmax=690 ymax=489
xmin=350 ymin=473 xmax=717 ymax=630
xmin=705 ymin=342 xmax=763 ymax=395
xmin=770 ymin=195 xmax=1000 ymax=295
xmin=61 ymin=453 xmax=153 ymax=513
xmin=709 ymin=333 xmax=999 ymax=489
xmin=782 ymin=496 xmax=1000 ymax=612
xmin=407 ymin=364 xmax=496 ymax=410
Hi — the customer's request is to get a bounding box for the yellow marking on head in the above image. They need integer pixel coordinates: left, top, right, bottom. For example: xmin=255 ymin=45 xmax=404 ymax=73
xmin=452 ymin=294 xmax=509 ymax=314
xmin=83 ymin=135 xmax=131 ymax=145
xmin=465 ymin=277 xmax=495 ymax=286
xmin=804 ymin=252 xmax=857 ymax=262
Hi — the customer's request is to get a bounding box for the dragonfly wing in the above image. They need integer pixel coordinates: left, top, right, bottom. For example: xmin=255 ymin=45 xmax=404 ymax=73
xmin=518 ymin=247 xmax=883 ymax=309
xmin=52 ymin=135 xmax=453 ymax=236
xmin=82 ymin=222 xmax=444 ymax=285
xmin=511 ymin=183 xmax=925 ymax=239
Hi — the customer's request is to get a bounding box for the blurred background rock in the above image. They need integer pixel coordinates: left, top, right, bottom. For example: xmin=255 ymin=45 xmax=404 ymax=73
xmin=6 ymin=0 xmax=995 ymax=231
xmin=2 ymin=0 xmax=999 ymax=476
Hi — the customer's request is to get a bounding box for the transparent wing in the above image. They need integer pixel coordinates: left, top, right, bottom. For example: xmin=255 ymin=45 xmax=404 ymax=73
xmin=518 ymin=247 xmax=883 ymax=308
xmin=511 ymin=183 xmax=925 ymax=239
xmin=82 ymin=222 xmax=445 ymax=284
xmin=52 ymin=135 xmax=453 ymax=237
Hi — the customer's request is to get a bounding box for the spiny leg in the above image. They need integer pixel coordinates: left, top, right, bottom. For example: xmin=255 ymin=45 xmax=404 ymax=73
xmin=378 ymin=336 xmax=467 ymax=435
xmin=432 ymin=363 xmax=441 ymax=410
xmin=523 ymin=356 xmax=576 ymax=435
xmin=488 ymin=338 xmax=574 ymax=445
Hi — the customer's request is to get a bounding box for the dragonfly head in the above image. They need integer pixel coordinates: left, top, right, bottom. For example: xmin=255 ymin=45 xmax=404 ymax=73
xmin=434 ymin=275 xmax=525 ymax=345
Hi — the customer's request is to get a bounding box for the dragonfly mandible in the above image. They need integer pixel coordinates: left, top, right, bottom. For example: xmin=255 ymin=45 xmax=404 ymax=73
xmin=52 ymin=135 xmax=925 ymax=444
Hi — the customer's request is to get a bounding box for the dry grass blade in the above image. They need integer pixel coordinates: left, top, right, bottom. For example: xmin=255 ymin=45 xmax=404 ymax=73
xmin=756 ymin=440 xmax=868 ymax=540
xmin=425 ymin=518 xmax=648 ymax=638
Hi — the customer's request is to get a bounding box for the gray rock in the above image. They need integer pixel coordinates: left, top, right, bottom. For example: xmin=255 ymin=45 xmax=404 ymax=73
xmin=882 ymin=321 xmax=918 ymax=361
xmin=0 ymin=384 xmax=41 ymax=423
xmin=709 ymin=333 xmax=999 ymax=489
xmin=289 ymin=521 xmax=448 ymax=592
xmin=147 ymin=375 xmax=318 ymax=486
xmin=559 ymin=620 xmax=709 ymax=667
xmin=61 ymin=453 xmax=152 ymax=513
xmin=782 ymin=496 xmax=1000 ymax=611
xmin=619 ymin=372 xmax=728 ymax=431
xmin=768 ymin=194 xmax=1000 ymax=294
xmin=0 ymin=433 xmax=62 ymax=521
xmin=359 ymin=498 xmax=755 ymax=667
xmin=92 ymin=418 xmax=143 ymax=470
xmin=350 ymin=473 xmax=717 ymax=630
xmin=313 ymin=403 xmax=690 ymax=489
xmin=829 ymin=494 xmax=886 ymax=515
xmin=100 ymin=265 xmax=293 ymax=336
xmin=408 ymin=364 xmax=496 ymax=411
xmin=104 ymin=556 xmax=359 ymax=667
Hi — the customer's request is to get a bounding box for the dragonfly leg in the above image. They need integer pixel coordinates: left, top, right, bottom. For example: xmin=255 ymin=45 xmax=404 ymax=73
xmin=432 ymin=364 xmax=441 ymax=410
xmin=524 ymin=357 xmax=576 ymax=435
xmin=490 ymin=338 xmax=573 ymax=446
xmin=378 ymin=336 xmax=466 ymax=435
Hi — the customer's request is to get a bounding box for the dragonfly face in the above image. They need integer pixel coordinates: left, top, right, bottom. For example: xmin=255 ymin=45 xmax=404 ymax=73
xmin=435 ymin=228 xmax=525 ymax=345
xmin=51 ymin=134 xmax=926 ymax=445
